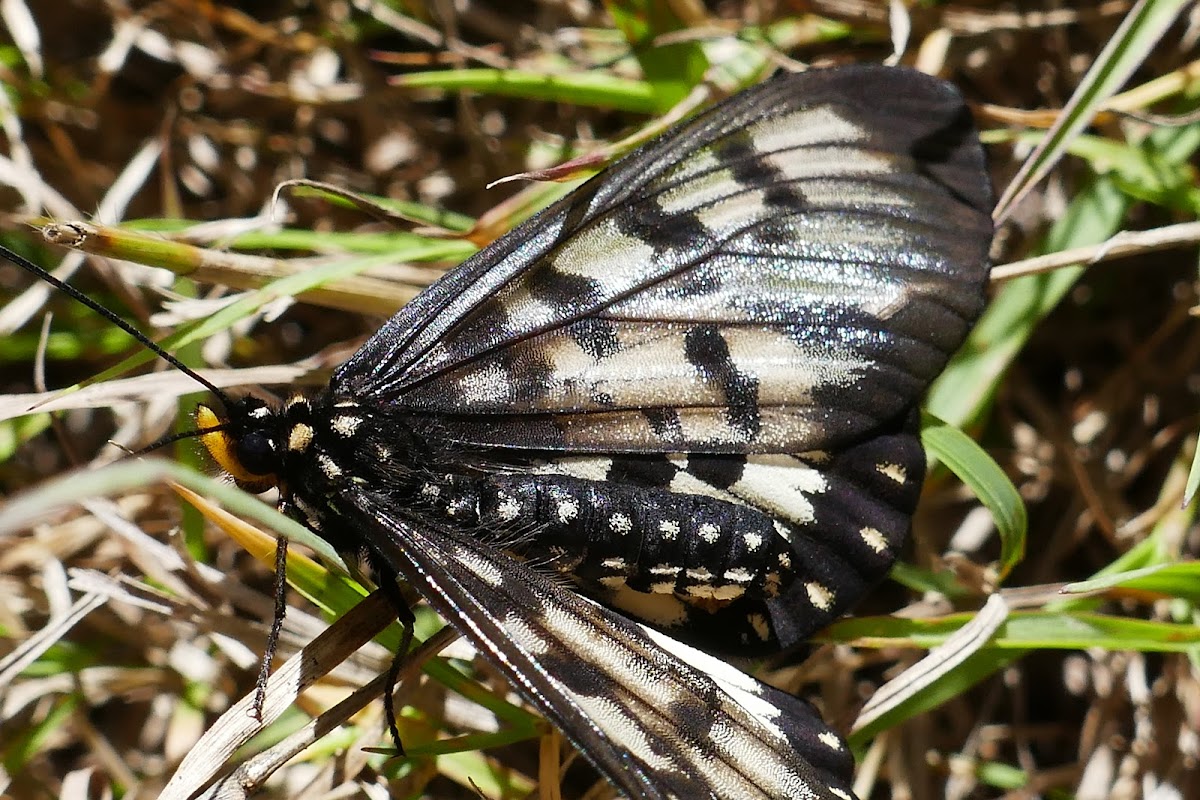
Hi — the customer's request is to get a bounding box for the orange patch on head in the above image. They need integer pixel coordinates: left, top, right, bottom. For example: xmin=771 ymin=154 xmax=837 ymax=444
xmin=196 ymin=404 xmax=276 ymax=492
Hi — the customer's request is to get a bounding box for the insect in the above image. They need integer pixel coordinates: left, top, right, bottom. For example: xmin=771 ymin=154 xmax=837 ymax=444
xmin=9 ymin=64 xmax=993 ymax=799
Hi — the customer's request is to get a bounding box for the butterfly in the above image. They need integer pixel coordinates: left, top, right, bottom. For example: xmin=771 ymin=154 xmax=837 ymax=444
xmin=11 ymin=63 xmax=994 ymax=799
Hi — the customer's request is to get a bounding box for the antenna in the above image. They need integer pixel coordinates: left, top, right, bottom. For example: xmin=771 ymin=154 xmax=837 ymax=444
xmin=0 ymin=241 xmax=235 ymax=408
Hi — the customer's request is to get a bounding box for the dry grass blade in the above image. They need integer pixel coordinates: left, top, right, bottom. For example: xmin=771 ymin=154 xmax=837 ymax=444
xmin=159 ymin=592 xmax=398 ymax=800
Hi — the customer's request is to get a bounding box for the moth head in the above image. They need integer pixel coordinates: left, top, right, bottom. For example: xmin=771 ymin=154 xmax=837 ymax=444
xmin=196 ymin=397 xmax=281 ymax=494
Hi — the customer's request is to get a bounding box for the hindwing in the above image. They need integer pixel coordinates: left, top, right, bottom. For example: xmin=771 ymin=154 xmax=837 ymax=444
xmin=518 ymin=412 xmax=925 ymax=655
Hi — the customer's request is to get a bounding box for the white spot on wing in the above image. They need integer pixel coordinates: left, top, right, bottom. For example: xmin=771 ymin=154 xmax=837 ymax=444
xmin=642 ymin=625 xmax=787 ymax=741
xmin=535 ymin=456 xmax=614 ymax=482
xmin=551 ymin=219 xmax=658 ymax=288
xmin=556 ymin=498 xmax=579 ymax=523
xmin=860 ymin=526 xmax=888 ymax=553
xmin=698 ymin=522 xmax=720 ymax=542
xmin=317 ymin=453 xmax=341 ymax=479
xmin=696 ymin=188 xmax=770 ymax=236
xmin=668 ymin=470 xmax=741 ymax=504
xmin=818 ymin=731 xmax=843 ymax=751
xmin=457 ymin=361 xmax=510 ymax=404
xmin=495 ymin=493 xmax=521 ymax=522
xmin=731 ymin=454 xmax=826 ymax=526
xmin=878 ymin=462 xmax=908 ymax=484
xmin=606 ymin=586 xmax=688 ymax=627
xmin=705 ymin=719 xmax=810 ymax=796
xmin=573 ymin=694 xmax=674 ymax=771
xmin=723 ymin=567 xmax=753 ymax=584
xmin=455 ymin=547 xmax=504 ymax=587
xmin=447 ymin=496 xmax=474 ymax=518
xmin=656 ymin=151 xmax=728 ymax=214
xmin=491 ymin=291 xmax=561 ymax=334
xmin=330 ymin=414 xmax=362 ymax=437
xmin=806 ymin=581 xmax=834 ymax=610
xmin=609 ymin=513 xmax=632 ymax=535
xmin=503 ymin=611 xmax=550 ymax=655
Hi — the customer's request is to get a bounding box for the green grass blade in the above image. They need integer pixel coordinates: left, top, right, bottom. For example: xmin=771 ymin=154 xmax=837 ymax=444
xmin=922 ymin=413 xmax=1027 ymax=579
xmin=994 ymin=0 xmax=1191 ymax=221
xmin=393 ymin=69 xmax=660 ymax=114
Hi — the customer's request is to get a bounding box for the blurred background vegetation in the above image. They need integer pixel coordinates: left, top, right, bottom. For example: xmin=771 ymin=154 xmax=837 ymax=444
xmin=1 ymin=1 xmax=1199 ymax=799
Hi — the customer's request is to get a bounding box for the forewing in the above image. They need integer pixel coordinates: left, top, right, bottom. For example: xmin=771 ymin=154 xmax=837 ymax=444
xmin=334 ymin=65 xmax=992 ymax=454
xmin=340 ymin=487 xmax=856 ymax=800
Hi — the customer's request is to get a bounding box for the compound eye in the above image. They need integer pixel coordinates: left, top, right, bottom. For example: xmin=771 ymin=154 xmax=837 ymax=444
xmin=235 ymin=431 xmax=276 ymax=477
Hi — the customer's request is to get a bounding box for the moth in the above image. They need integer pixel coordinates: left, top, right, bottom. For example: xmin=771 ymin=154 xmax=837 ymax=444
xmin=13 ymin=64 xmax=993 ymax=799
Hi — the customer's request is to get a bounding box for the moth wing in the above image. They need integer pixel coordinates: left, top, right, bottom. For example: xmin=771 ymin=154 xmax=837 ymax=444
xmin=334 ymin=65 xmax=992 ymax=454
xmin=584 ymin=414 xmax=927 ymax=654
xmin=342 ymin=488 xmax=857 ymax=800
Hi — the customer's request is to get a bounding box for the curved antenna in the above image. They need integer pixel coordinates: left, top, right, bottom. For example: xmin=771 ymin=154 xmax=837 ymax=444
xmin=0 ymin=242 xmax=234 ymax=408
